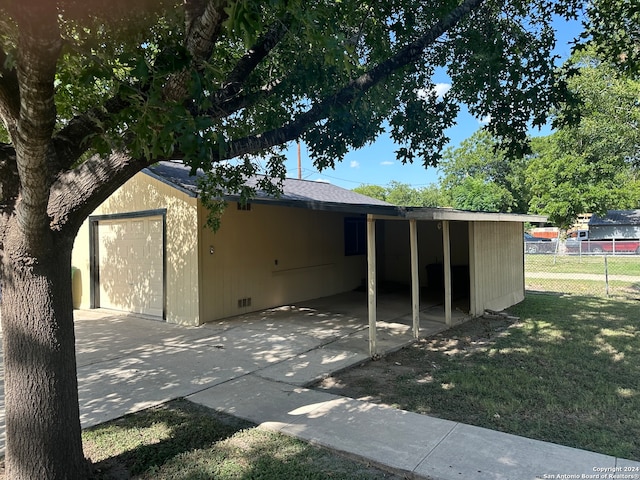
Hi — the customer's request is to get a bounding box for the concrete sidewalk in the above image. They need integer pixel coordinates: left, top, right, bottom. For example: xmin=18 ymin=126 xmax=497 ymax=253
xmin=2 ymin=297 xmax=638 ymax=479
xmin=189 ymin=375 xmax=635 ymax=480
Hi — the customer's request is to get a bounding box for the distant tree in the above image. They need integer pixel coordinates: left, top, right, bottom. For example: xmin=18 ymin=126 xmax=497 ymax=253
xmin=439 ymin=130 xmax=528 ymax=212
xmin=353 ymin=184 xmax=388 ymax=202
xmin=447 ymin=176 xmax=516 ymax=212
xmin=386 ymin=180 xmax=425 ymax=206
xmin=417 ymin=184 xmax=443 ymax=207
xmin=527 ymin=49 xmax=640 ymax=228
xmin=355 ymin=181 xmax=443 ymax=206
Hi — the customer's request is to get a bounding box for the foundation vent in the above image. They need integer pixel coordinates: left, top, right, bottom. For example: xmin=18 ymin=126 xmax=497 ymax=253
xmin=237 ymin=297 xmax=252 ymax=308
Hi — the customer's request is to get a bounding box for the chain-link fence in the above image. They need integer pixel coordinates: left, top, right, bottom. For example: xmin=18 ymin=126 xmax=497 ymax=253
xmin=524 ymin=240 xmax=640 ymax=298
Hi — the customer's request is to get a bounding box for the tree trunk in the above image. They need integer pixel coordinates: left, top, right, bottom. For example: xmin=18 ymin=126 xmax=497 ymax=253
xmin=1 ymin=228 xmax=89 ymax=479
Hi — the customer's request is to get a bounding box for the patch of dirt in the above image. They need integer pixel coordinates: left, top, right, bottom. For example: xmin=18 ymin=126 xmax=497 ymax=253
xmin=89 ymin=457 xmax=131 ymax=480
xmin=314 ymin=315 xmax=518 ymax=401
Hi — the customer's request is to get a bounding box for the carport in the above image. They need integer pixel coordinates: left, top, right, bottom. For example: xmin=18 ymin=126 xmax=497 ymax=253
xmin=364 ymin=208 xmax=546 ymax=357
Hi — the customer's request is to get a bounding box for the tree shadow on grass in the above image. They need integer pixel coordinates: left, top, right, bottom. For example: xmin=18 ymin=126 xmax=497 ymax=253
xmin=85 ymin=398 xmax=253 ymax=479
xmin=85 ymin=398 xmax=400 ymax=480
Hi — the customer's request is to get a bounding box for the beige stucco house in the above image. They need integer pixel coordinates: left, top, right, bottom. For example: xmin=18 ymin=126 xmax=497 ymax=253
xmin=72 ymin=161 xmax=544 ymax=352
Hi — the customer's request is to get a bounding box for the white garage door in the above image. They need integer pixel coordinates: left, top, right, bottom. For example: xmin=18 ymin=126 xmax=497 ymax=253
xmin=97 ymin=215 xmax=164 ymax=318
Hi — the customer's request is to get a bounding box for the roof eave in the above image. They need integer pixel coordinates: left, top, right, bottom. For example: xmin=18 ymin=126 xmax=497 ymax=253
xmin=224 ymin=194 xmax=402 ymax=216
xmin=143 ymin=168 xmax=199 ymax=198
xmin=404 ymin=207 xmax=547 ymax=223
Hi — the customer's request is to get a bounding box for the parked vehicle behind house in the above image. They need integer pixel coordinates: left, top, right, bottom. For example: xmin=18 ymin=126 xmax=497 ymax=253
xmin=564 ymin=229 xmax=640 ymax=254
xmin=524 ymin=233 xmax=556 ymax=254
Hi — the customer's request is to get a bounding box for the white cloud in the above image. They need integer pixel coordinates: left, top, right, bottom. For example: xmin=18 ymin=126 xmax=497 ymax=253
xmin=478 ymin=114 xmax=492 ymax=125
xmin=380 ymin=161 xmax=394 ymax=166
xmin=350 ymin=160 xmax=360 ymax=168
xmin=433 ymin=83 xmax=451 ymax=99
xmin=417 ymin=83 xmax=451 ymax=100
xmin=314 ymin=178 xmax=331 ymax=184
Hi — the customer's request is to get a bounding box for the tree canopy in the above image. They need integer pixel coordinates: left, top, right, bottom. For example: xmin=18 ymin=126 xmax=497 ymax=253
xmin=0 ymin=0 xmax=590 ymax=478
xmin=526 ymin=49 xmax=640 ymax=228
xmin=439 ymin=130 xmax=528 ymax=212
xmin=0 ymin=0 xmax=580 ymax=223
xmin=583 ymin=0 xmax=640 ymax=75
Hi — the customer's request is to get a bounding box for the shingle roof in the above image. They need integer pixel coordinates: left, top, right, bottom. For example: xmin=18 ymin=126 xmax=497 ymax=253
xmin=589 ymin=210 xmax=640 ymax=226
xmin=142 ymin=161 xmax=546 ymax=223
xmin=246 ymin=175 xmax=393 ymax=206
xmin=144 ymin=160 xmax=399 ymax=215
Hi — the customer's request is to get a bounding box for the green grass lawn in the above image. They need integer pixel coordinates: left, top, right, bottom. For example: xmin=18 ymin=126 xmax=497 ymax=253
xmin=525 ymin=277 xmax=640 ymax=297
xmin=526 ymin=254 xmax=640 ymax=276
xmin=82 ymin=399 xmax=402 ymax=479
xmin=316 ymin=294 xmax=640 ymax=461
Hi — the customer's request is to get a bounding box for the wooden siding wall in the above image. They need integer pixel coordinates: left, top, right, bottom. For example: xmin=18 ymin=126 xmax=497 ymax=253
xmin=72 ymin=173 xmax=200 ymax=325
xmin=470 ymin=221 xmax=524 ymax=315
xmin=197 ymin=203 xmax=367 ymax=322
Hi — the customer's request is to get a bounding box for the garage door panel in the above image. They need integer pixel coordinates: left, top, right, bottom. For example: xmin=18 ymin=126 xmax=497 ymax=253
xmin=97 ymin=215 xmax=164 ymax=318
xmin=130 ymin=219 xmax=144 ymax=237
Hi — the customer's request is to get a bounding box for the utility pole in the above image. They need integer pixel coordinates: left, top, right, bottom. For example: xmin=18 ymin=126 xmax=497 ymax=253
xmin=297 ymin=141 xmax=302 ymax=179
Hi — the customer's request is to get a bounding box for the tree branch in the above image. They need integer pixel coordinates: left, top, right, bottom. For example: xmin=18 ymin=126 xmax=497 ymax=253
xmin=52 ymin=96 xmax=128 ymax=172
xmin=165 ymin=0 xmax=229 ymax=103
xmin=213 ymin=0 xmax=485 ymax=161
xmin=49 ymin=152 xmax=152 ymax=234
xmin=204 ymin=16 xmax=291 ymax=117
xmin=185 ymin=0 xmax=229 ymax=62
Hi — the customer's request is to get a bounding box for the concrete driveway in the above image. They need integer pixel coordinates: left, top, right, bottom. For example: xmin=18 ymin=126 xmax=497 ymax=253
xmin=0 ymin=290 xmax=457 ymax=444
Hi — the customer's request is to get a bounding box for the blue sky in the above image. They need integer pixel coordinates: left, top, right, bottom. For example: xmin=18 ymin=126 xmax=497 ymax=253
xmin=277 ymin=14 xmax=584 ymax=190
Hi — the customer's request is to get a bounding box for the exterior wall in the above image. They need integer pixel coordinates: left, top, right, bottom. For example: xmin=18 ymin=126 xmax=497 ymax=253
xmin=381 ymin=220 xmax=469 ymax=288
xmin=380 ymin=220 xmax=411 ymax=284
xmin=197 ymin=202 xmax=367 ymax=322
xmin=72 ymin=173 xmax=200 ymax=325
xmin=449 ymin=221 xmax=470 ymax=265
xmin=469 ymin=221 xmax=524 ymax=315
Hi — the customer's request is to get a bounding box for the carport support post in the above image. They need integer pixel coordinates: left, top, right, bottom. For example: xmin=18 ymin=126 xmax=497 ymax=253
xmin=367 ymin=215 xmax=377 ymax=357
xmin=410 ymin=219 xmax=420 ymax=338
xmin=442 ymin=220 xmax=452 ymax=326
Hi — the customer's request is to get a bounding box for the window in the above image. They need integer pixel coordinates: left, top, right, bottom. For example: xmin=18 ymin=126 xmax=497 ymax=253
xmin=344 ymin=217 xmax=366 ymax=256
xmin=237 ymin=202 xmax=251 ymax=211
